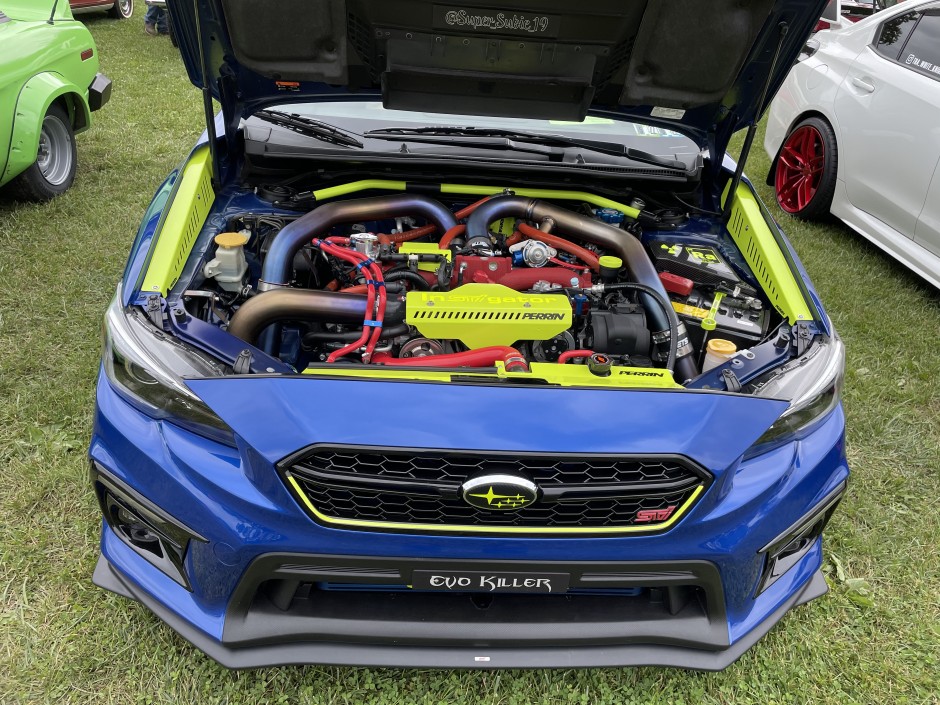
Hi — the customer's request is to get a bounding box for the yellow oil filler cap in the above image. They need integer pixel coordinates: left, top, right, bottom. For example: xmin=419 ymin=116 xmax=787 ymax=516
xmin=598 ymin=255 xmax=623 ymax=283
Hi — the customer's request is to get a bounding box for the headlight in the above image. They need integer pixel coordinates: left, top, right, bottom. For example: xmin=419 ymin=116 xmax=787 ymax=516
xmin=102 ymin=287 xmax=235 ymax=445
xmin=749 ymin=335 xmax=845 ymax=452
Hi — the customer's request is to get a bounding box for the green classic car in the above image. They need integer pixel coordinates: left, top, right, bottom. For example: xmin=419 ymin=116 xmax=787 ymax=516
xmin=0 ymin=0 xmax=111 ymax=201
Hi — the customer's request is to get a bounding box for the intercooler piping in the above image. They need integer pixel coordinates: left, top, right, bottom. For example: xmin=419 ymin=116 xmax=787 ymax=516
xmin=225 ymin=289 xmax=405 ymax=346
xmin=465 ymin=196 xmax=699 ymax=381
xmin=233 ymin=193 xmax=455 ymax=354
xmin=259 ymin=194 xmax=458 ymax=289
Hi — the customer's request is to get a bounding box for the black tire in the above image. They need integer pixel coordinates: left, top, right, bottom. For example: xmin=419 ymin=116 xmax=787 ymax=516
xmin=773 ymin=116 xmax=838 ymax=220
xmin=8 ymin=104 xmax=77 ymax=203
xmin=108 ymin=0 xmax=133 ymax=19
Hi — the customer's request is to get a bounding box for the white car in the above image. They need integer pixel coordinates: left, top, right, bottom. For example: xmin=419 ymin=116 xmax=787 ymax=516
xmin=765 ymin=1 xmax=940 ymax=288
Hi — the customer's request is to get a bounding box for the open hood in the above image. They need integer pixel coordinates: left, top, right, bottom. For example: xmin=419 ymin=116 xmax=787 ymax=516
xmin=169 ymin=0 xmax=826 ymax=162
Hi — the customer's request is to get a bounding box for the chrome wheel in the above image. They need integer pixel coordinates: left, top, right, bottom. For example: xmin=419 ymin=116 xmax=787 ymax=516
xmin=111 ymin=0 xmax=133 ymax=18
xmin=36 ymin=114 xmax=74 ymax=187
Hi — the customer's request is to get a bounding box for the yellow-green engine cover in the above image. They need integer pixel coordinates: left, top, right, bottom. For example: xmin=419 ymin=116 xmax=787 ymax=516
xmin=406 ymin=283 xmax=571 ymax=348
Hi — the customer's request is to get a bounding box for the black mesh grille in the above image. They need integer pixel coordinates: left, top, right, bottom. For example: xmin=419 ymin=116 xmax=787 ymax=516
xmin=293 ymin=447 xmax=697 ymax=485
xmin=284 ymin=446 xmax=709 ymax=534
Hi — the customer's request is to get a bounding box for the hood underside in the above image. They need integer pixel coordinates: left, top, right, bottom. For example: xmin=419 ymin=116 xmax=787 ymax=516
xmin=170 ymin=0 xmax=826 ymax=158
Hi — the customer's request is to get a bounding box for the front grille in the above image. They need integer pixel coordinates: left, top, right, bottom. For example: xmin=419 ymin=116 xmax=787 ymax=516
xmin=282 ymin=445 xmax=710 ymax=535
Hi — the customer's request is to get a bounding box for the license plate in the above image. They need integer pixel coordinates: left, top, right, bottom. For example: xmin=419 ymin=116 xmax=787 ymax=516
xmin=412 ymin=570 xmax=570 ymax=594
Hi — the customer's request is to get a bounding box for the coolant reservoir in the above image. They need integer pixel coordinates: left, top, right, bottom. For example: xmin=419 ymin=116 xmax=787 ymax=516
xmin=703 ymin=339 xmax=737 ymax=372
xmin=204 ymin=231 xmax=249 ymax=292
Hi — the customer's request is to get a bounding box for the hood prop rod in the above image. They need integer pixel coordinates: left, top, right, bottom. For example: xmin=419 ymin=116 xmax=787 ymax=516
xmin=192 ymin=0 xmax=221 ymax=192
xmin=722 ymin=21 xmax=789 ymax=222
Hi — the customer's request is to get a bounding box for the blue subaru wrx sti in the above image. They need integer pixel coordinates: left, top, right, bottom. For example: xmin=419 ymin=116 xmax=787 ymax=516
xmin=90 ymin=0 xmax=849 ymax=670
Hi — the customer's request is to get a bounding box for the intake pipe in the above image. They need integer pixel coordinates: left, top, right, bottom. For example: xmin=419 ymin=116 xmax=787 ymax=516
xmin=465 ymin=196 xmax=699 ymax=381
xmin=227 ymin=289 xmax=405 ymax=346
xmin=260 ymin=194 xmax=458 ymax=289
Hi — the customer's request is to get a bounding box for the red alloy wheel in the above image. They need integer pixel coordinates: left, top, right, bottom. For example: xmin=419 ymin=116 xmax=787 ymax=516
xmin=775 ymin=125 xmax=826 ymax=214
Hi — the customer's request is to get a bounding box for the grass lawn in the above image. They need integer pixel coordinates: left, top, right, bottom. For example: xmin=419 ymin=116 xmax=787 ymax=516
xmin=1 ymin=11 xmax=939 ymax=705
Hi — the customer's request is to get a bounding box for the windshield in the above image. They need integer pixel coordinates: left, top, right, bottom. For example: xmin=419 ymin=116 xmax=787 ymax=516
xmin=244 ymin=100 xmax=702 ymax=172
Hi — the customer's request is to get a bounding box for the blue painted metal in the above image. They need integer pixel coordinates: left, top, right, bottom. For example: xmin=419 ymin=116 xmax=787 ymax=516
xmin=90 ymin=369 xmax=848 ymax=651
xmin=165 ymin=305 xmax=293 ymax=374
xmin=164 ymin=0 xmax=828 ymax=172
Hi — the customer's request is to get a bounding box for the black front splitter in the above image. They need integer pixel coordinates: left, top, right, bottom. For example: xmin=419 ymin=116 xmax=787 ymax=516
xmin=93 ymin=554 xmax=827 ymax=671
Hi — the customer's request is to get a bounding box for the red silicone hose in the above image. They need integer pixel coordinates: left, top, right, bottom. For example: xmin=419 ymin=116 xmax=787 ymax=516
xmin=557 ymin=349 xmax=595 ymax=364
xmin=371 ymin=346 xmax=528 ymax=371
xmin=516 ymin=222 xmax=600 ymax=272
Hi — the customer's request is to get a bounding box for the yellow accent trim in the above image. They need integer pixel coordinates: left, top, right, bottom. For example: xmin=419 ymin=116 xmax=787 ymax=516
xmin=302 ymin=360 xmax=680 ymax=389
xmin=722 ymin=182 xmax=813 ymax=324
xmin=141 ymin=148 xmax=214 ymax=295
xmin=468 ymin=487 xmax=533 ymax=509
xmin=399 ymin=242 xmax=451 ymax=272
xmin=310 ymin=179 xmax=407 ymax=201
xmin=440 ymin=184 xmax=641 ymax=219
xmin=287 ymin=476 xmax=705 ymax=535
xmin=701 ymin=291 xmax=724 ymax=331
xmin=672 ymin=301 xmax=710 ymax=319
xmin=305 ymin=180 xmax=641 ymax=220
xmin=406 ymin=284 xmax=571 ymax=349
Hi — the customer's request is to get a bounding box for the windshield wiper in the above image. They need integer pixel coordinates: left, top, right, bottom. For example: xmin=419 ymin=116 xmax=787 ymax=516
xmin=365 ymin=126 xmax=688 ymax=171
xmin=254 ymin=110 xmax=363 ymax=149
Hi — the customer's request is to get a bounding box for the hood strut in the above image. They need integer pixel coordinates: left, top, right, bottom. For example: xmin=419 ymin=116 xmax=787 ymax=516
xmin=193 ymin=0 xmax=220 ymax=192
xmin=723 ymin=21 xmax=789 ymax=222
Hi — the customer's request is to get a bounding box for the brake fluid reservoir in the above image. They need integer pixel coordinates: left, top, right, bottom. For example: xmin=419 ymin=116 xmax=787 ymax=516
xmin=703 ymin=338 xmax=737 ymax=372
xmin=204 ymin=231 xmax=249 ymax=291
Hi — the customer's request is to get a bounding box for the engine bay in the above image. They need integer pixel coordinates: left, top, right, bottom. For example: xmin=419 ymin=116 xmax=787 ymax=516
xmin=176 ymin=181 xmax=788 ymax=387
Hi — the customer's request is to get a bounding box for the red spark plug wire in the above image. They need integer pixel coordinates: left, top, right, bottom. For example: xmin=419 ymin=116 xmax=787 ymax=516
xmin=313 ymin=239 xmax=387 ymax=363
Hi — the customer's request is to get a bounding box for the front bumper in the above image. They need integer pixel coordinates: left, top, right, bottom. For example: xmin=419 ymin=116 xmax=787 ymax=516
xmin=88 ymin=73 xmax=112 ymax=113
xmin=90 ymin=374 xmax=849 ymax=670
xmin=94 ymin=551 xmax=828 ymax=669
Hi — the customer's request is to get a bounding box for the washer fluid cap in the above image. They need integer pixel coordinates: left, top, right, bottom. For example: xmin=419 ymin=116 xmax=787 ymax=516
xmin=215 ymin=231 xmax=250 ymax=248
xmin=707 ymin=339 xmax=737 ymax=356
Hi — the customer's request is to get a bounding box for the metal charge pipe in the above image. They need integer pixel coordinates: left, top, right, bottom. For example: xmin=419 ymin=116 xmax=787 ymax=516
xmin=260 ymin=194 xmax=458 ymax=289
xmin=466 ymin=196 xmax=699 ymax=381
xmin=227 ymin=289 xmax=404 ymax=346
